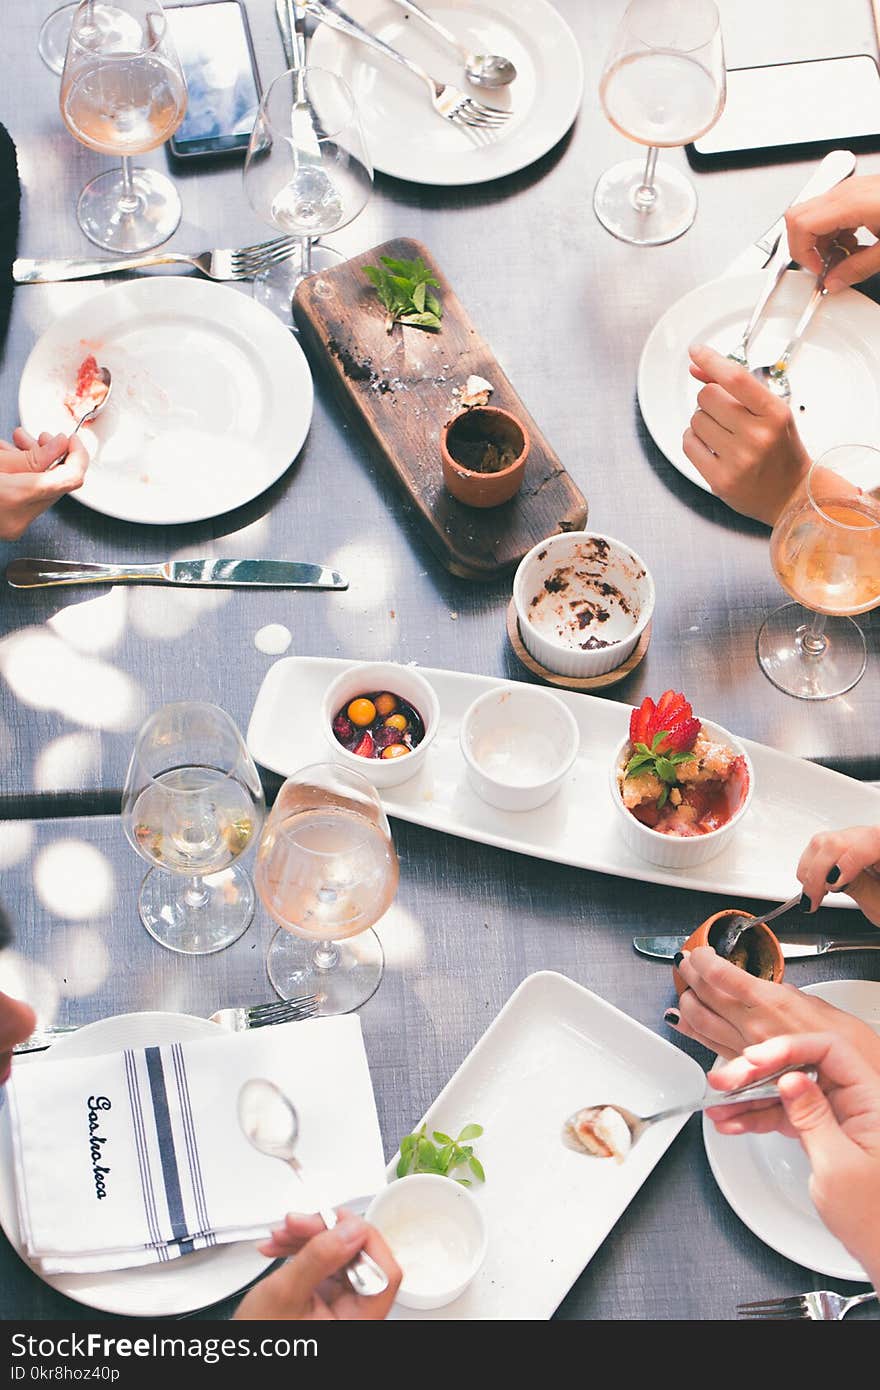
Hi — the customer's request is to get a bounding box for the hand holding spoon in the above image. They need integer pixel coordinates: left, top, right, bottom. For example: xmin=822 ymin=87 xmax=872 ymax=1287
xmin=711 ymin=889 xmax=804 ymax=960
xmin=564 ymin=1062 xmax=818 ymax=1161
xmin=238 ymin=1078 xmax=389 ymax=1297
xmin=49 ymin=365 xmax=112 ymax=470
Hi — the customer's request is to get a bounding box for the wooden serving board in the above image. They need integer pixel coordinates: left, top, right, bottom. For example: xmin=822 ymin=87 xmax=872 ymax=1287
xmin=293 ymin=237 xmax=587 ymax=580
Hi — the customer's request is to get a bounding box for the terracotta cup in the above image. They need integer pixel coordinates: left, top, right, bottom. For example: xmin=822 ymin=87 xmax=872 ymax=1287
xmin=440 ymin=406 xmax=529 ymax=508
xmin=672 ymin=907 xmax=785 ymax=997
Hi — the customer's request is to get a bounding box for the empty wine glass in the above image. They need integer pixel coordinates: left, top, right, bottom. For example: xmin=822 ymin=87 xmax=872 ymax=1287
xmin=255 ymin=763 xmax=399 ymax=1014
xmin=758 ymin=445 xmax=880 ymax=699
xmin=39 ymin=2 xmax=141 ymax=76
xmin=122 ymin=702 xmax=266 ymax=954
xmin=594 ymin=0 xmax=725 ymax=246
xmin=60 ymin=0 xmax=188 ymax=252
xmin=244 ymin=67 xmax=373 ymax=327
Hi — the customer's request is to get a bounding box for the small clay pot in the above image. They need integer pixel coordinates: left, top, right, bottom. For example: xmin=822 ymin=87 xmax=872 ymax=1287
xmin=440 ymin=406 xmax=529 ymax=509
xmin=672 ymin=907 xmax=785 ymax=997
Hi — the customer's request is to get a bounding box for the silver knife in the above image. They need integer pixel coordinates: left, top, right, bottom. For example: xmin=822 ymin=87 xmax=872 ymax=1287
xmin=5 ymin=558 xmax=348 ymax=590
xmin=633 ymin=932 xmax=880 ymax=962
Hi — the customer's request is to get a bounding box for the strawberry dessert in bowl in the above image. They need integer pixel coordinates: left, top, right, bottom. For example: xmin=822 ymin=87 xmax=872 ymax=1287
xmin=610 ymin=690 xmax=753 ymax=868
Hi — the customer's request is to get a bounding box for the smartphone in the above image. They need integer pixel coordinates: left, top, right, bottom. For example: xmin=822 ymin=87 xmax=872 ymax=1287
xmin=165 ymin=0 xmax=261 ymax=159
xmin=690 ymin=55 xmax=880 ymax=161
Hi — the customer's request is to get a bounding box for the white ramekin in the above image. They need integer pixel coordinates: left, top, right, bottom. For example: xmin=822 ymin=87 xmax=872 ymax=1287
xmin=460 ymin=685 xmax=580 ymax=812
xmin=609 ymin=717 xmax=754 ymax=869
xmin=513 ymin=531 xmax=655 ymax=679
xmin=322 ymin=662 xmax=440 ymax=788
xmin=366 ymin=1173 xmax=488 ymax=1311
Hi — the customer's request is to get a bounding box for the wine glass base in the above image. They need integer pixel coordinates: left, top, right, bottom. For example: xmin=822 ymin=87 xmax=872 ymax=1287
xmin=77 ymin=167 xmax=182 ymax=253
xmin=252 ymin=243 xmax=345 ymax=328
xmin=138 ymin=865 xmax=256 ymax=954
xmin=38 ymin=5 xmax=75 ymax=75
xmin=266 ymin=926 xmax=384 ymax=1014
xmin=757 ymin=603 xmax=867 ymax=700
xmin=593 ymin=158 xmax=698 ymax=246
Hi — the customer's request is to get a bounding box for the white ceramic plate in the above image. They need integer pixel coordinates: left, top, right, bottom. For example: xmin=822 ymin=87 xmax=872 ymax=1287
xmin=384 ymin=971 xmax=705 ymax=1319
xmin=247 ymin=656 xmax=879 ymax=904
xmin=18 ymin=279 xmax=313 ymax=524
xmin=0 ymin=1012 xmax=271 ymax=1317
xmin=703 ymin=980 xmax=880 ymax=1282
xmin=637 ymin=271 xmax=880 ymax=492
xmin=308 ymin=0 xmax=583 ymax=186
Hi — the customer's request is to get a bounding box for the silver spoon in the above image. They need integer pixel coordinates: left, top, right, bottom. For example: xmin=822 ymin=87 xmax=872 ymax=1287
xmin=711 ymin=890 xmax=804 ymax=960
xmin=387 ymin=0 xmax=517 ymax=87
xmin=237 ymin=1078 xmax=389 ymax=1297
xmin=564 ymin=1062 xmax=819 ymax=1160
xmin=749 ymin=246 xmax=844 ymax=399
xmin=49 ymin=365 xmax=112 ymax=470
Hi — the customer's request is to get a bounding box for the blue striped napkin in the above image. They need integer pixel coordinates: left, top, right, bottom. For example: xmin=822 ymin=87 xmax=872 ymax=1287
xmin=9 ymin=1016 xmax=386 ymax=1274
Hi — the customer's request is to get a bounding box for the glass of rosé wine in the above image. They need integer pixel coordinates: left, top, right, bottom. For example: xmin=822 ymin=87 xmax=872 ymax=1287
xmin=758 ymin=445 xmax=880 ymax=699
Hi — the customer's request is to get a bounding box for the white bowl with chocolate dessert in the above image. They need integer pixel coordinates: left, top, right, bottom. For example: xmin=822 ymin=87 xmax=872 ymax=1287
xmin=610 ymin=690 xmax=753 ymax=869
xmin=322 ymin=661 xmax=440 ymax=788
xmin=512 ymin=532 xmax=655 ymax=678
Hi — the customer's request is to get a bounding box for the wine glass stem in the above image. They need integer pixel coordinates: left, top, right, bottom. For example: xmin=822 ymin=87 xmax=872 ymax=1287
xmin=301 ymin=236 xmax=312 ymax=277
xmin=634 ymin=146 xmax=659 ymax=213
xmin=312 ymin=939 xmax=339 ymax=971
xmin=801 ymin=611 xmax=828 ymax=658
xmin=182 ymin=875 xmax=209 ymax=909
xmin=119 ymin=156 xmax=139 ymax=216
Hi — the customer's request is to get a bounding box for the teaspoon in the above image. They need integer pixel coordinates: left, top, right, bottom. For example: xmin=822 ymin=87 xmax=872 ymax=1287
xmin=49 ymin=365 xmax=112 ymax=470
xmin=387 ymin=0 xmax=517 ymax=87
xmin=237 ymin=1078 xmax=389 ymax=1297
xmin=564 ymin=1062 xmax=818 ymax=1160
xmin=711 ymin=890 xmax=804 ymax=960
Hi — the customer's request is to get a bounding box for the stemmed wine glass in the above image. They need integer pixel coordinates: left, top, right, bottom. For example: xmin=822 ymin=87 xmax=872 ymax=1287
xmin=594 ymin=0 xmax=725 ymax=246
xmin=244 ymin=67 xmax=373 ymax=327
xmin=255 ymin=763 xmax=399 ymax=1015
xmin=60 ymin=0 xmax=188 ymax=252
xmin=122 ymin=702 xmax=266 ymax=954
xmin=758 ymin=446 xmax=880 ymax=700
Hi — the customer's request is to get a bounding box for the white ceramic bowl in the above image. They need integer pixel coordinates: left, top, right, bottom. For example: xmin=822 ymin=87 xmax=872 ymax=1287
xmin=366 ymin=1174 xmax=487 ymax=1311
xmin=609 ymin=717 xmax=754 ymax=869
xmin=513 ymin=532 xmax=655 ymax=678
xmin=460 ymin=685 xmax=580 ymax=812
xmin=322 ymin=662 xmax=440 ymax=788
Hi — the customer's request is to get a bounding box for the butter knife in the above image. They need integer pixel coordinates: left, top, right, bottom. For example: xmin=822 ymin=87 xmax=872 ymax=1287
xmin=633 ymin=932 xmax=880 ymax=962
xmin=6 ymin=558 xmax=348 ymax=589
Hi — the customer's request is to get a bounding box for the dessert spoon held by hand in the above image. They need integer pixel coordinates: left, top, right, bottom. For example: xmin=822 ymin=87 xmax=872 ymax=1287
xmin=49 ymin=365 xmax=112 ymax=470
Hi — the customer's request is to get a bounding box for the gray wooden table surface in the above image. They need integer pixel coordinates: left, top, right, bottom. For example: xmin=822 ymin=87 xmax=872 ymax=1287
xmin=2 ymin=0 xmax=880 ymax=1322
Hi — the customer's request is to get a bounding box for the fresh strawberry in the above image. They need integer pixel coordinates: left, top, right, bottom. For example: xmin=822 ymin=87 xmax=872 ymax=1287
xmin=629 ymin=697 xmax=655 ymax=746
xmin=352 ymin=731 xmax=375 ymax=758
xmin=654 ymin=715 xmax=700 ymax=755
xmin=650 ymin=692 xmax=691 ymax=736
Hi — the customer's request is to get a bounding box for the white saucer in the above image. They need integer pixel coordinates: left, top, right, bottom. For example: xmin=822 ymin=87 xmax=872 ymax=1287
xmin=18 ymin=279 xmax=313 ymax=525
xmin=638 ymin=271 xmax=880 ymax=493
xmin=308 ymin=0 xmax=583 ymax=186
xmin=0 ymin=1012 xmax=271 ymax=1317
xmin=703 ymin=980 xmax=880 ymax=1281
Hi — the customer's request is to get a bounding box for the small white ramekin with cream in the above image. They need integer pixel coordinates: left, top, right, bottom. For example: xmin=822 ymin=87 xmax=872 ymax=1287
xmin=365 ymin=1174 xmax=487 ymax=1310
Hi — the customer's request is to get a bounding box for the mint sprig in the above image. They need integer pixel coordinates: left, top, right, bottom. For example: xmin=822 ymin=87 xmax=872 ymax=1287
xmin=364 ymin=255 xmax=442 ymax=333
xmin=625 ymin=730 xmax=695 ymax=809
xmin=396 ymin=1122 xmax=485 ymax=1185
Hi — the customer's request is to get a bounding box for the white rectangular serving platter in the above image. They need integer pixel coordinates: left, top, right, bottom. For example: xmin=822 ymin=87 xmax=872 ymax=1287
xmin=247 ymin=657 xmax=880 ymax=905
xmin=384 ymin=971 xmax=705 ymax=1320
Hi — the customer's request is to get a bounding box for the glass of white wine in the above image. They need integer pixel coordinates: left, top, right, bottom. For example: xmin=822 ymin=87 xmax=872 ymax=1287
xmin=758 ymin=445 xmax=880 ymax=700
xmin=244 ymin=67 xmax=373 ymax=327
xmin=40 ymin=2 xmax=141 ymax=76
xmin=122 ymin=702 xmax=266 ymax=954
xmin=255 ymin=763 xmax=399 ymax=1015
xmin=594 ymin=0 xmax=725 ymax=246
xmin=60 ymin=0 xmax=187 ymax=252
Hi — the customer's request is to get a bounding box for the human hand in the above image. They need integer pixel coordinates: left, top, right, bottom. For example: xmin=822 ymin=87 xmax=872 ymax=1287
xmin=684 ymin=345 xmax=811 ymax=524
xmin=706 ymin=1032 xmax=880 ymax=1287
xmin=796 ymin=825 xmax=880 ymax=926
xmin=666 ymin=944 xmax=880 ymax=1070
xmin=786 ymin=175 xmax=880 ymax=291
xmin=0 ymin=428 xmax=88 ymax=541
xmin=234 ymin=1211 xmax=401 ymax=1321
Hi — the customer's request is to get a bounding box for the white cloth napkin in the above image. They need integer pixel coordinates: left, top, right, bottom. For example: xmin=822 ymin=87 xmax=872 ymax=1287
xmin=9 ymin=1016 xmax=386 ymax=1274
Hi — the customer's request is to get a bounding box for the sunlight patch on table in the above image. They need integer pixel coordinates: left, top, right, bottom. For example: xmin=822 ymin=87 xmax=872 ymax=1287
xmin=375 ymin=902 xmax=425 ymax=968
xmin=48 ymin=587 xmax=128 ymax=654
xmin=326 ymin=540 xmax=399 ymax=658
xmin=0 ymin=626 xmax=144 ymax=731
xmin=50 ymin=924 xmax=111 ymax=998
xmin=0 ymin=822 xmax=34 ymax=871
xmin=34 ymin=731 xmax=102 ymax=792
xmin=34 ymin=841 xmax=115 ymax=920
xmin=127 ymin=583 xmax=230 ymax=640
xmin=0 ymin=951 xmax=59 ymax=1027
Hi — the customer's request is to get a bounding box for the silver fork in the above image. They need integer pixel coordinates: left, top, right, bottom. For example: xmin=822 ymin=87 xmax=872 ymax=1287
xmin=12 ymin=996 xmax=319 ymax=1052
xmin=13 ymin=235 xmax=300 ymax=286
xmin=738 ymin=1289 xmax=879 ymax=1320
xmin=304 ymin=0 xmax=510 ymax=131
